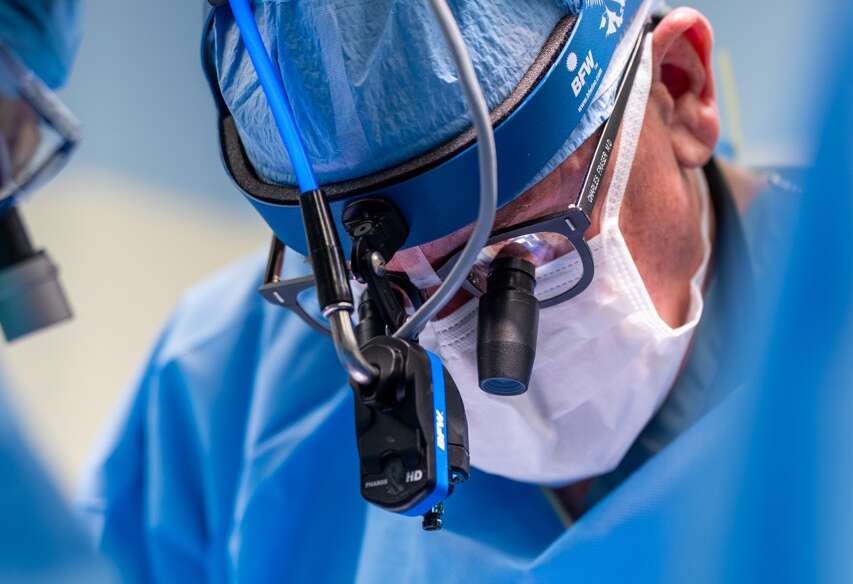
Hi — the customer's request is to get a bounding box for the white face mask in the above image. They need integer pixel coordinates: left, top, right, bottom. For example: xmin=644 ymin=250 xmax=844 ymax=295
xmin=415 ymin=35 xmax=712 ymax=485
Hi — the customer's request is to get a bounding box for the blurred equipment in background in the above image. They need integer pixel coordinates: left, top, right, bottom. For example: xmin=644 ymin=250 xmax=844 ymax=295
xmin=0 ymin=44 xmax=79 ymax=341
xmin=0 ymin=1 xmax=118 ymax=582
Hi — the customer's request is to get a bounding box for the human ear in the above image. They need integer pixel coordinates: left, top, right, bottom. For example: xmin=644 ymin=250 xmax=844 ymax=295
xmin=651 ymin=8 xmax=720 ymax=168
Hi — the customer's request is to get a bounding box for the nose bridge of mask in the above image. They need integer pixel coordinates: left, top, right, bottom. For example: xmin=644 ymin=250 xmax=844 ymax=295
xmin=532 ymin=235 xmax=602 ymax=300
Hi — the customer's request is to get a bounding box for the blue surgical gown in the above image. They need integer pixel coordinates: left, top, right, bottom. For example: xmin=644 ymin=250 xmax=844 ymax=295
xmin=81 ymin=162 xmax=798 ymax=583
xmin=0 ymin=384 xmax=114 ymax=582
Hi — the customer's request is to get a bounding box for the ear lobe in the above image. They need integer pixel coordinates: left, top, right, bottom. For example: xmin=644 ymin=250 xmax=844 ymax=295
xmin=651 ymin=8 xmax=720 ymax=169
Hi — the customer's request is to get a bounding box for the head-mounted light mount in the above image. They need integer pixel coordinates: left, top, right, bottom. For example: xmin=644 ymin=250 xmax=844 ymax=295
xmin=202 ymin=1 xmax=647 ymax=255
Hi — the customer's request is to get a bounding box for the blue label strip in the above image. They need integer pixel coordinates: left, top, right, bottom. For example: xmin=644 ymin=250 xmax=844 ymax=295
xmin=401 ymin=350 xmax=450 ymax=517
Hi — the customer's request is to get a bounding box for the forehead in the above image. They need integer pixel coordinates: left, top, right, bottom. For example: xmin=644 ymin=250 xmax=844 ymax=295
xmin=492 ymin=125 xmax=603 ymax=231
xmin=396 ymin=126 xmax=604 ymax=269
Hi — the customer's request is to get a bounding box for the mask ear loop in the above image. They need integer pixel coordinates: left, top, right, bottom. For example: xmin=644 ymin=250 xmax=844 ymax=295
xmin=600 ymin=33 xmax=670 ymax=321
xmin=599 ymin=34 xmax=654 ymax=234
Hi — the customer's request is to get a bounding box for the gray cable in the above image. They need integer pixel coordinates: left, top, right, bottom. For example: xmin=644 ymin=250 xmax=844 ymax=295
xmin=394 ymin=0 xmax=498 ymax=340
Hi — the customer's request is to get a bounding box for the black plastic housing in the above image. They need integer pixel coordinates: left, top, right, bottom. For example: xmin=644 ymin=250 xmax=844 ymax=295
xmin=353 ymin=337 xmax=469 ymax=513
xmin=477 ymin=257 xmax=539 ymax=396
xmin=299 ymin=189 xmax=353 ymax=310
xmin=0 ymin=208 xmax=72 ymax=341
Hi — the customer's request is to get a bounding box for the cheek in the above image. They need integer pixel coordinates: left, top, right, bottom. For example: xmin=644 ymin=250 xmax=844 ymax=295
xmin=617 ymin=119 xmax=705 ymax=326
xmin=622 ymin=181 xmax=705 ymax=325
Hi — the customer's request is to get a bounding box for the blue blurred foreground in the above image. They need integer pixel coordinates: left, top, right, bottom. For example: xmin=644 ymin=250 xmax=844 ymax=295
xmin=546 ymin=5 xmax=853 ymax=580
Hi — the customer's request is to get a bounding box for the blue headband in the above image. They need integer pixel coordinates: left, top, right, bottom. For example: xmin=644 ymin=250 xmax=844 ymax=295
xmin=205 ymin=0 xmax=649 ymax=255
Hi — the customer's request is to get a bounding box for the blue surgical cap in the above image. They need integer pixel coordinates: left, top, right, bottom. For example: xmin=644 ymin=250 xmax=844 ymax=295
xmin=0 ymin=0 xmax=82 ymax=89
xmin=213 ymin=0 xmax=585 ymax=187
xmin=213 ymin=0 xmax=658 ymax=193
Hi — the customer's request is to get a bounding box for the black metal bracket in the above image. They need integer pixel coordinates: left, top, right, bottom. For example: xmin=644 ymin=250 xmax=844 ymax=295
xmin=343 ymin=199 xmax=410 ymax=336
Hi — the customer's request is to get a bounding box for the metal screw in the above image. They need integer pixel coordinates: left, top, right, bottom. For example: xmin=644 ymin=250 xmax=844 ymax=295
xmin=422 ymin=502 xmax=445 ymax=531
xmin=370 ymin=251 xmax=386 ymax=277
xmin=467 ymin=272 xmax=484 ymax=292
xmin=451 ymin=470 xmax=467 ymax=485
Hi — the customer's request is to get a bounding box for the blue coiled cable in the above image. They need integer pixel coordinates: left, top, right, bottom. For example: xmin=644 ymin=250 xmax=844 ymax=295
xmin=225 ymin=0 xmax=498 ymax=342
xmin=227 ymin=0 xmax=318 ymax=193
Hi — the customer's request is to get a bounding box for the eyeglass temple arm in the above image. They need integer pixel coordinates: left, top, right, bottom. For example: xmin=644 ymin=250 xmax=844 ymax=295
xmin=575 ymin=26 xmax=649 ymax=217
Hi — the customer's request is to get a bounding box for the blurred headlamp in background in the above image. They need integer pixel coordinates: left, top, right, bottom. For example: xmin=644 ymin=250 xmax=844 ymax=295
xmin=0 ymin=44 xmax=79 ymax=342
xmin=0 ymin=44 xmax=80 ymax=203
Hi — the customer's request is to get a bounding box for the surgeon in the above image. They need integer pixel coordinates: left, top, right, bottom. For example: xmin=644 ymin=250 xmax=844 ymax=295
xmin=83 ymin=0 xmax=798 ymax=581
xmin=0 ymin=1 xmax=114 ymax=582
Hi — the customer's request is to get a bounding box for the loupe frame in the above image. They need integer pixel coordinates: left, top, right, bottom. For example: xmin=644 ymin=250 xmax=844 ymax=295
xmin=260 ymin=236 xmax=424 ymax=336
xmin=433 ymin=207 xmax=593 ymax=309
xmin=0 ymin=44 xmax=81 ymax=203
xmin=259 ymin=237 xmax=332 ymax=334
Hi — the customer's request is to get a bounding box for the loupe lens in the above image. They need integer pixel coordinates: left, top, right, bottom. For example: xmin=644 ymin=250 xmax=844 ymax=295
xmin=478 ymin=232 xmax=573 ymax=265
xmin=0 ymin=208 xmax=71 ymax=341
xmin=468 ymin=232 xmax=574 ymax=299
